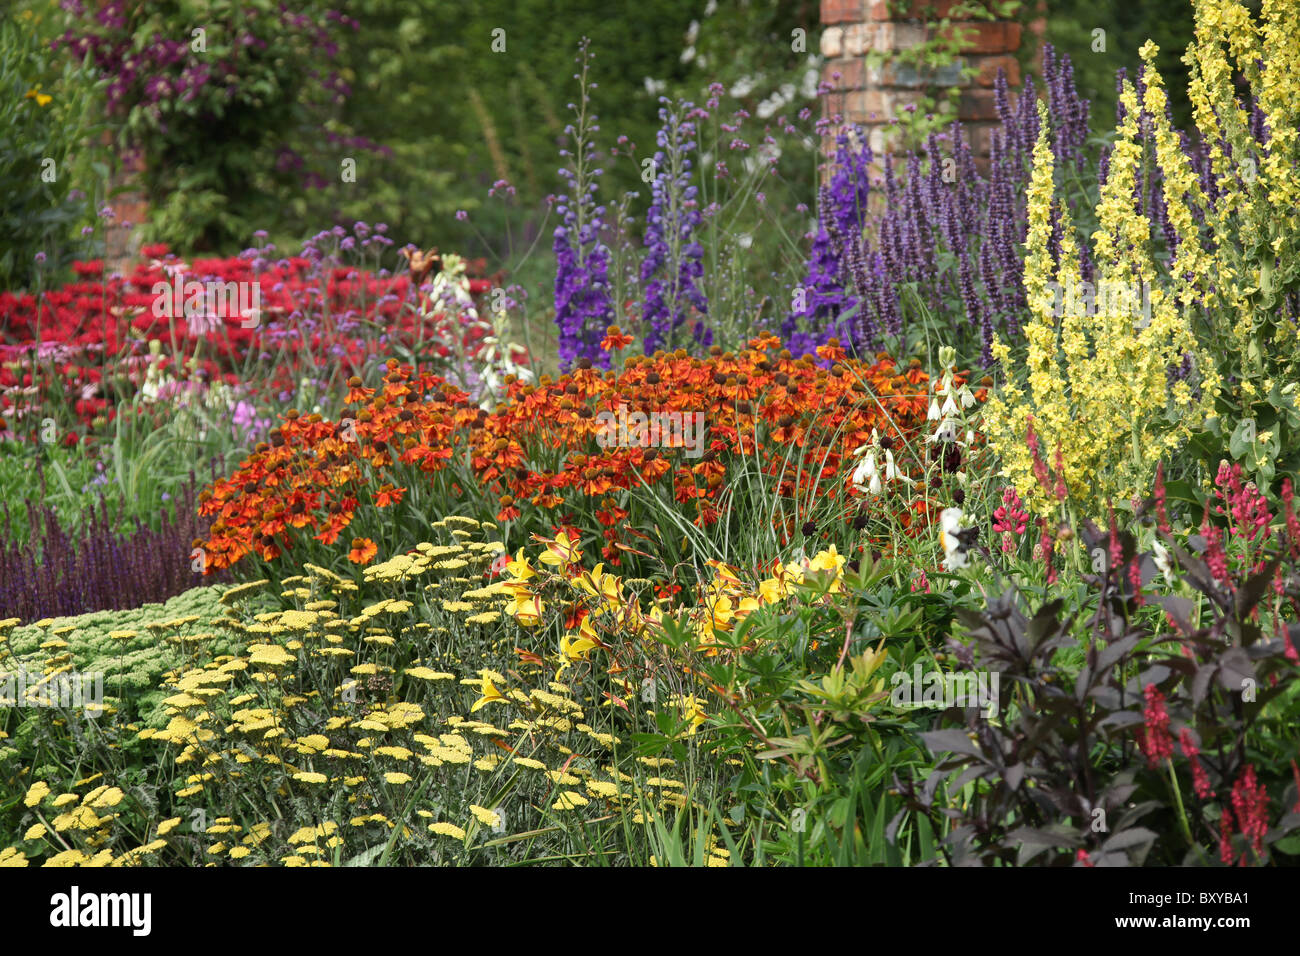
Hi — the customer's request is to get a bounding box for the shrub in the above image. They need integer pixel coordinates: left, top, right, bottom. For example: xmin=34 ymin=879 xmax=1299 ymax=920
xmin=894 ymin=471 xmax=1300 ymax=865
xmin=53 ymin=0 xmax=359 ymax=252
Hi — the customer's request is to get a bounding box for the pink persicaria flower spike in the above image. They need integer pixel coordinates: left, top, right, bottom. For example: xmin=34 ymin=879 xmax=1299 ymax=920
xmin=1025 ymin=415 xmax=1052 ymax=496
xmin=1280 ymin=479 xmax=1300 ymax=559
xmin=1219 ymin=808 xmax=1236 ymax=866
xmin=1154 ymin=461 xmax=1171 ymax=534
xmin=1231 ymin=764 xmax=1269 ymax=862
xmin=1178 ymin=729 xmax=1215 ymax=799
xmin=1201 ymin=501 xmax=1230 ymax=584
xmin=1037 ymin=518 xmax=1057 ymax=584
xmin=1053 ymin=442 xmax=1067 ymax=501
xmin=1136 ymin=684 xmax=1173 ymax=768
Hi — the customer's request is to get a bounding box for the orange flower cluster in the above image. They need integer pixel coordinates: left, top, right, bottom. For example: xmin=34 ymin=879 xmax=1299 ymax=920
xmin=198 ymin=332 xmax=957 ymax=572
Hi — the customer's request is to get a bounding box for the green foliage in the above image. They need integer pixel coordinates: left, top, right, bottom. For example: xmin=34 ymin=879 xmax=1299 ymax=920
xmin=2 ymin=585 xmax=243 ymax=728
xmin=0 ymin=7 xmax=102 ymax=290
xmin=1044 ymin=0 xmax=1196 ymax=132
xmin=59 ymin=0 xmax=354 ymax=253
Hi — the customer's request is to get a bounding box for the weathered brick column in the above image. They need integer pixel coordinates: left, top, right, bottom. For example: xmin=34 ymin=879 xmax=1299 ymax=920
xmin=101 ymin=132 xmax=147 ymax=272
xmin=820 ymin=0 xmax=1032 ymax=161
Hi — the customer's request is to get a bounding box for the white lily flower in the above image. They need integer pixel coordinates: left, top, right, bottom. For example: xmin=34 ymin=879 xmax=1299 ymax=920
xmin=939 ymin=507 xmax=970 ymax=570
xmin=1152 ymin=540 xmax=1174 ymax=586
xmin=928 ymin=398 xmax=941 ymax=421
xmin=852 ymin=451 xmax=877 ymax=488
xmin=884 ymin=449 xmax=899 ymax=480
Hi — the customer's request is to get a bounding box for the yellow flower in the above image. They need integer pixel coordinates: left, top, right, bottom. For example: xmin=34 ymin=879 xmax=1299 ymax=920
xmin=551 ymin=791 xmax=589 ymax=811
xmin=23 ymin=781 xmax=50 ymax=807
xmin=24 ymin=86 xmax=52 ymax=107
xmin=429 ymin=821 xmax=466 ymax=839
xmin=575 ymin=563 xmax=622 ymax=607
xmin=470 ymin=676 xmax=506 ymax=713
xmin=505 ymin=547 xmax=536 ymax=580
xmin=560 ymin=618 xmax=602 ymax=662
xmin=468 ymin=805 xmax=502 ymax=828
xmin=247 ymin=644 xmax=295 ymax=667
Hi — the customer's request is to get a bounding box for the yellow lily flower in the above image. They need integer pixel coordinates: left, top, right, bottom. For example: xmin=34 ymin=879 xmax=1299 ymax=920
xmin=808 ymin=545 xmax=846 ymax=575
xmin=560 ymin=632 xmax=598 ymax=663
xmin=758 ymin=576 xmax=789 ymax=604
xmin=504 ymin=547 xmax=536 ymax=581
xmin=678 ymin=695 xmax=708 ymax=735
xmin=536 ymin=530 xmax=582 ymax=566
xmin=576 ymin=563 xmax=622 ymax=608
xmin=470 ymin=677 xmax=505 ymax=713
xmin=507 ymin=591 xmax=544 ymax=627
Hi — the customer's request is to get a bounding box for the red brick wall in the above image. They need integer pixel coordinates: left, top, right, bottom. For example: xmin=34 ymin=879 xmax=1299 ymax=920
xmin=820 ymin=0 xmax=1039 ymax=161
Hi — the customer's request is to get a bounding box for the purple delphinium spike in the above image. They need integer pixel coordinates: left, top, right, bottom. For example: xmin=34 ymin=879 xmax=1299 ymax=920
xmin=553 ymin=39 xmax=614 ymax=370
xmin=641 ymin=98 xmax=708 ymax=354
xmin=786 ymin=127 xmax=872 ymax=350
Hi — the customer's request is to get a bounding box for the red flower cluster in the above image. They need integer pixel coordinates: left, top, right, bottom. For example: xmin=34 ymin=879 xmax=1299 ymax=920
xmin=197 ymin=332 xmax=970 ymax=572
xmin=1 ymin=246 xmax=499 ymax=441
xmin=1135 ymin=683 xmax=1173 ymax=768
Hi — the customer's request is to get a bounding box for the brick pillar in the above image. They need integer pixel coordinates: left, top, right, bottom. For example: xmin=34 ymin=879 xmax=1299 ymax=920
xmin=102 ymin=132 xmax=147 ymax=272
xmin=820 ymin=0 xmax=1032 ymax=163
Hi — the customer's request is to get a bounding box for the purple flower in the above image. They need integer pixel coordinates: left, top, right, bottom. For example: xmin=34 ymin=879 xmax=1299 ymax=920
xmin=640 ymin=99 xmax=709 ymax=354
xmin=553 ymin=39 xmax=615 ymax=370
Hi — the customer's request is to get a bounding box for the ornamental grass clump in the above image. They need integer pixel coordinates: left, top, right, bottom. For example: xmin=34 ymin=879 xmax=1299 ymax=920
xmin=984 ymin=85 xmax=1216 ymax=523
